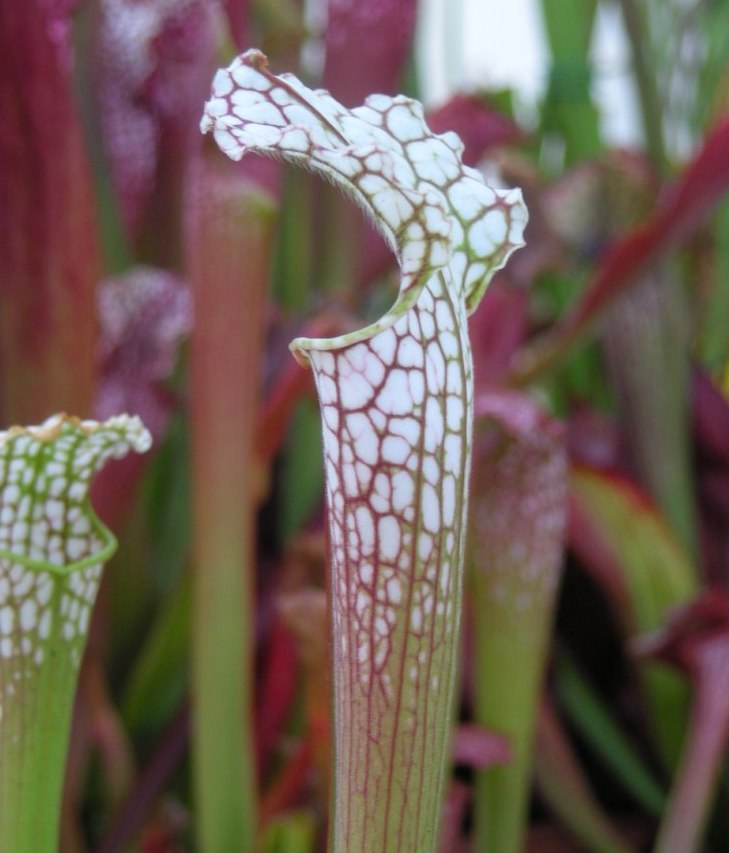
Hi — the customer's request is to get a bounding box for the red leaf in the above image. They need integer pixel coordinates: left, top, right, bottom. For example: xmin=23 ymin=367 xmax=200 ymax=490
xmin=438 ymin=780 xmax=470 ymax=852
xmin=95 ymin=0 xmax=217 ymax=240
xmin=635 ymin=590 xmax=729 ymax=853
xmin=95 ymin=266 xmax=192 ymax=440
xmin=452 ymin=723 xmax=511 ymax=769
xmin=566 ymin=406 xmax=620 ymax=470
xmin=255 ymin=616 xmax=299 ymax=774
xmin=256 ymin=314 xmax=352 ymax=465
xmin=428 ymin=94 xmax=521 ymax=167
xmin=322 ymin=0 xmax=418 ymax=105
xmin=692 ymin=368 xmax=729 ymax=585
xmin=634 ymin=588 xmax=729 ymax=677
xmin=0 ymin=0 xmax=100 ymax=422
xmin=514 ymin=118 xmax=729 ymax=383
xmin=469 ymin=281 xmax=530 ymax=390
xmin=693 ymin=367 xmax=729 ymax=465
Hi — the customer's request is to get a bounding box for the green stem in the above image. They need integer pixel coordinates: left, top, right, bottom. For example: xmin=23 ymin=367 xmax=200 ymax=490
xmin=617 ymin=0 xmax=668 ymax=173
xmin=0 ymin=585 xmax=81 ymax=850
xmin=188 ymin=151 xmax=276 ymax=852
xmin=469 ymin=395 xmax=566 ymax=853
xmin=539 ymin=0 xmax=601 ymax=166
xmin=654 ymin=649 xmax=729 ymax=853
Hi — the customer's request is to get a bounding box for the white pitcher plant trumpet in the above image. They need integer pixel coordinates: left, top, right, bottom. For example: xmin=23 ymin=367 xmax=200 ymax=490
xmin=201 ymin=49 xmax=527 ymax=850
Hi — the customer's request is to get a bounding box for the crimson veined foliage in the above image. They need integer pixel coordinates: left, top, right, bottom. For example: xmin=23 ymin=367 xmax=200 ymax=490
xmin=201 ymin=48 xmax=526 ymax=850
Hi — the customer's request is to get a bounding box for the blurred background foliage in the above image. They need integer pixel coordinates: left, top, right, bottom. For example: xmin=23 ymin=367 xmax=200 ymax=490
xmin=2 ymin=0 xmax=729 ymax=849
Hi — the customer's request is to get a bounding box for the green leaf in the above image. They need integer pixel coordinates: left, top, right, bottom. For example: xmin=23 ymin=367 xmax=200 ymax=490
xmin=539 ymin=0 xmax=601 ymax=166
xmin=121 ymin=573 xmax=190 ymax=742
xmin=535 ymin=698 xmax=634 ymax=853
xmin=570 ymin=465 xmax=698 ymax=764
xmin=0 ymin=414 xmax=151 ymax=852
xmin=260 ymin=810 xmax=316 ymax=853
xmin=186 ymin=152 xmax=277 ymax=852
xmin=469 ymin=392 xmax=568 ymax=853
xmin=556 ymin=651 xmax=666 ymax=815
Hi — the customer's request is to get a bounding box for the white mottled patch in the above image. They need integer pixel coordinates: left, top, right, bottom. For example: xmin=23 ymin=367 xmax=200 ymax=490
xmin=422 ymin=593 xmax=434 ymax=616
xmin=420 ymin=311 xmax=435 ymax=340
xmin=386 ymin=577 xmax=402 ymax=604
xmin=46 ymin=499 xmax=65 ymax=527
xmin=421 ymin=483 xmax=441 ymax=534
xmin=423 ymin=457 xmax=439 ymax=486
xmin=440 ymin=332 xmax=459 ymax=359
xmin=435 ymin=299 xmax=453 ymax=331
xmin=370 ymin=328 xmax=397 ymax=364
xmin=376 ymin=369 xmax=412 ymax=415
xmin=380 ymin=193 xmax=420 ymax=238
xmin=355 ymin=588 xmax=371 ymax=619
xmin=470 ymin=209 xmax=507 ymax=256
xmin=424 ymin=398 xmax=445 ymax=450
xmin=381 ymin=435 xmax=410 ymax=466
xmin=38 ymin=609 xmax=51 ymax=640
xmin=0 ymin=606 xmax=14 ymax=635
xmin=19 ymin=599 xmax=37 ymax=632
xmin=374 ymin=638 xmax=389 ymax=669
xmin=378 ymin=515 xmax=402 ymax=562
xmin=443 ymin=433 xmax=462 ymax=475
xmin=338 ymin=366 xmax=376 ymax=408
xmin=425 ymin=343 xmax=446 ymax=390
xmin=374 ymin=615 xmax=389 ymax=639
xmin=213 ymin=68 xmax=233 ymax=98
xmin=391 ymin=470 xmax=415 ymax=513
xmin=387 ymin=104 xmax=423 ymax=141
xmin=440 ymin=560 xmax=451 ymax=594
xmin=14 ymin=571 xmax=33 ymax=598
xmin=446 ymin=396 xmax=464 ymax=431
xmin=397 ymin=337 xmax=424 ymax=369
xmin=442 ymin=475 xmax=457 ymax=527
xmin=342 ymin=463 xmax=359 ymax=498
xmin=347 ymin=413 xmax=378 ymax=466
xmin=354 ymin=506 xmax=375 ymax=553
xmin=355 ymin=462 xmax=373 ymax=494
xmin=231 ymin=62 xmax=268 ymax=91
xmin=237 ymin=100 xmax=285 ymax=127
xmin=407 ymin=371 xmax=425 ymax=406
xmin=390 ymin=417 xmax=420 ymax=444
xmin=66 ymin=537 xmax=87 ymax=562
